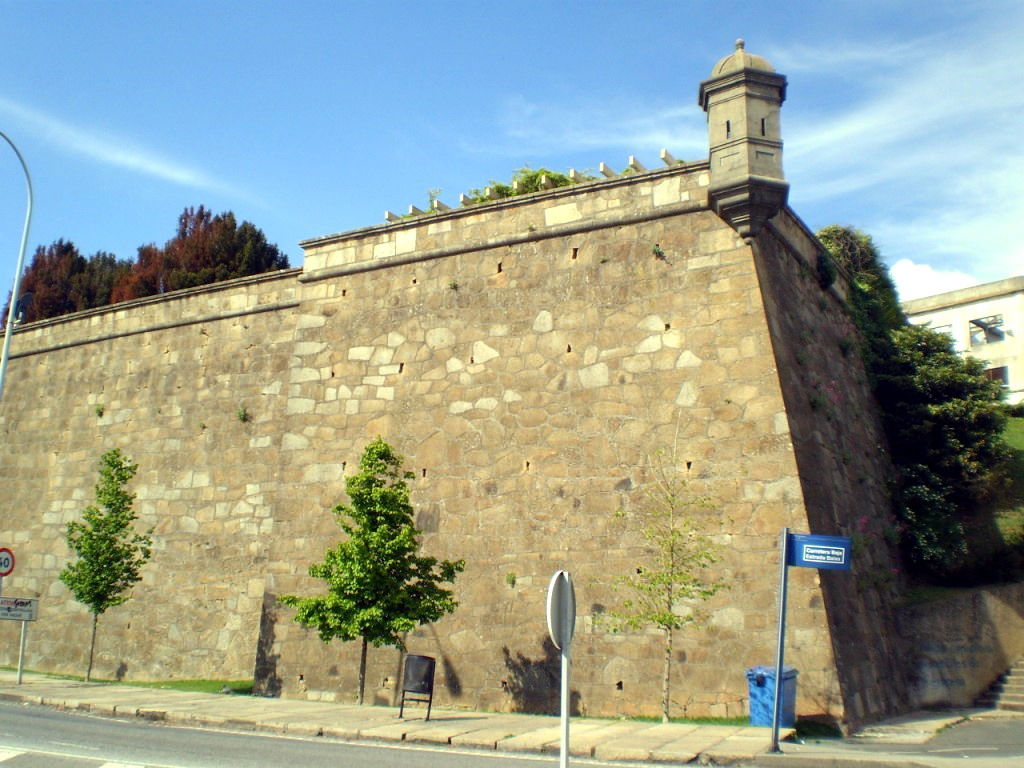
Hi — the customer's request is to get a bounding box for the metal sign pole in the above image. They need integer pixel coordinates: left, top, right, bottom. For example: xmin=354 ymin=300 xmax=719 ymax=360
xmin=17 ymin=620 xmax=27 ymax=684
xmin=546 ymin=570 xmax=576 ymax=768
xmin=560 ymin=645 xmax=570 ymax=768
xmin=0 ymin=130 xmax=34 ymax=402
xmin=771 ymin=528 xmax=790 ymax=753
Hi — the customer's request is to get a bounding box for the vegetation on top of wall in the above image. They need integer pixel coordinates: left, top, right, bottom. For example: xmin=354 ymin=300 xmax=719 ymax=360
xmin=4 ymin=206 xmax=290 ymax=325
xmin=817 ymin=225 xmax=1012 ymax=581
xmin=463 ymin=167 xmax=596 ymax=205
xmin=816 ymin=249 xmax=837 ymax=289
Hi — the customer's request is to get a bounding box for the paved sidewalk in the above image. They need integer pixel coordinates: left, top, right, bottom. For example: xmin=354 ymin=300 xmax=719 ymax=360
xmin=758 ymin=708 xmax=1023 ymax=768
xmin=0 ymin=670 xmax=1018 ymax=766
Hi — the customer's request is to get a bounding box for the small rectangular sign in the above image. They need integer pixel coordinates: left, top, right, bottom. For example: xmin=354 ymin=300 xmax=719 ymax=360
xmin=0 ymin=596 xmax=38 ymax=621
xmin=787 ymin=533 xmax=852 ymax=571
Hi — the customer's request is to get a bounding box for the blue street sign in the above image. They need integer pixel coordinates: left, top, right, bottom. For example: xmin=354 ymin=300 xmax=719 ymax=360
xmin=787 ymin=533 xmax=852 ymax=571
xmin=770 ymin=529 xmax=854 ymax=754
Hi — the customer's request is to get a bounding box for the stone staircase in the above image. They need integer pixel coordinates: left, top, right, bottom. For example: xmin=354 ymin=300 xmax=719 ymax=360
xmin=976 ymin=658 xmax=1024 ymax=711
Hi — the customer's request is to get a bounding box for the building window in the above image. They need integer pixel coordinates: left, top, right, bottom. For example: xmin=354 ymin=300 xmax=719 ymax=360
xmin=969 ymin=315 xmax=1005 ymax=347
xmin=983 ymin=366 xmax=1009 ymax=388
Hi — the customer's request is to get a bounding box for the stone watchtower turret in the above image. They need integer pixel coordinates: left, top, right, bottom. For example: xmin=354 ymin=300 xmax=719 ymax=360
xmin=698 ymin=39 xmax=789 ymax=239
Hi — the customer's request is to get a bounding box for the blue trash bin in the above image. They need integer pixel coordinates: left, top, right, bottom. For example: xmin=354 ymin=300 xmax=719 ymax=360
xmin=746 ymin=666 xmax=797 ymax=727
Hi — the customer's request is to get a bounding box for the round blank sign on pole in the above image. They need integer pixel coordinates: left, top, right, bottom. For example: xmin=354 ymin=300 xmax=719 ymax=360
xmin=546 ymin=570 xmax=576 ymax=651
xmin=0 ymin=548 xmax=13 ymax=577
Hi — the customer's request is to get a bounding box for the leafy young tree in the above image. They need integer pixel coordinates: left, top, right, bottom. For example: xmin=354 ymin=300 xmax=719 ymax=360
xmin=603 ymin=451 xmax=726 ymax=722
xmin=279 ymin=438 xmax=465 ymax=705
xmin=59 ymin=449 xmax=153 ymax=681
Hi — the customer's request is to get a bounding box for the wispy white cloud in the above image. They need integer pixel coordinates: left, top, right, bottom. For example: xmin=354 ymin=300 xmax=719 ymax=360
xmin=0 ymin=96 xmax=254 ymax=200
xmin=764 ymin=37 xmax=936 ymax=78
xmin=782 ymin=10 xmax=1024 ymax=290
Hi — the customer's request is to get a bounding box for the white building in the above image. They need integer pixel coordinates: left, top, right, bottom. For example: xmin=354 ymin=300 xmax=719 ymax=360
xmin=902 ymin=276 xmax=1024 ymax=405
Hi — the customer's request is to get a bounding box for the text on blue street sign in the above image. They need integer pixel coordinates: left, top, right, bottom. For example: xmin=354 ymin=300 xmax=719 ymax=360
xmin=787 ymin=533 xmax=852 ymax=571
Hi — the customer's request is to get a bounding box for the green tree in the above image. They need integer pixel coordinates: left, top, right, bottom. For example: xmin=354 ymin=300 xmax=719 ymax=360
xmin=602 ymin=450 xmax=725 ymax=722
xmin=816 ymin=225 xmax=905 ymax=366
xmin=69 ymin=251 xmax=133 ymax=312
xmin=817 ymin=225 xmax=1008 ymax=575
xmin=59 ymin=449 xmax=153 ymax=681
xmin=279 ymin=438 xmax=465 ymax=705
xmin=878 ymin=324 xmax=1008 ymax=570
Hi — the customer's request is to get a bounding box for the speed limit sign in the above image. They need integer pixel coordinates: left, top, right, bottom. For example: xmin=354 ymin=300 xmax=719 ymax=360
xmin=0 ymin=548 xmax=14 ymax=577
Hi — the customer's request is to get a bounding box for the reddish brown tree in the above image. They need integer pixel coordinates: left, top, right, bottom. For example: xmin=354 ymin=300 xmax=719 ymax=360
xmin=111 ymin=206 xmax=289 ymax=301
xmin=9 ymin=208 xmax=289 ymax=322
xmin=109 ymin=244 xmax=166 ymax=303
xmin=12 ymin=240 xmax=85 ymax=322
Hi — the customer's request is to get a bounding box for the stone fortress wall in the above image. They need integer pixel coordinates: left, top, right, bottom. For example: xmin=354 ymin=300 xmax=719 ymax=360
xmin=0 ymin=43 xmax=930 ymax=727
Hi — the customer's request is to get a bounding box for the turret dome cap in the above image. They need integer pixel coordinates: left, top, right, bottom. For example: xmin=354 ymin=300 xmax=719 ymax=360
xmin=711 ymin=39 xmax=775 ymax=75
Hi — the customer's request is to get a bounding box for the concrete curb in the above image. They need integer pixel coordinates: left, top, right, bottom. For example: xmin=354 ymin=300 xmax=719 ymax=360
xmin=1 ymin=672 xmax=1020 ymax=767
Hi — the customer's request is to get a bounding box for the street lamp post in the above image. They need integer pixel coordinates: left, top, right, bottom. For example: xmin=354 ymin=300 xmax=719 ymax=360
xmin=0 ymin=130 xmax=34 ymax=401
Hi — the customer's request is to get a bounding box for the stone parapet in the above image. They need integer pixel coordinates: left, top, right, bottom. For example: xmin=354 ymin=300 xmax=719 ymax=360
xmin=300 ymin=165 xmax=710 ymax=279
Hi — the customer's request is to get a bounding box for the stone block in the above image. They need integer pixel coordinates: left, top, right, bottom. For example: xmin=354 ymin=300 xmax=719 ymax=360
xmin=544 ymin=202 xmax=582 ymax=226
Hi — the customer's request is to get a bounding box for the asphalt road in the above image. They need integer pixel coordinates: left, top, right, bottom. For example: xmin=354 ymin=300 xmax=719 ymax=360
xmin=800 ymin=715 xmax=1024 ymax=761
xmin=934 ymin=717 xmax=1024 ymax=755
xmin=881 ymin=716 xmax=1024 ymax=760
xmin=0 ymin=700 xmax=631 ymax=768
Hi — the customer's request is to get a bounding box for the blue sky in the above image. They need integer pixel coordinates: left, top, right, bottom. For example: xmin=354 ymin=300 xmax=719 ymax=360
xmin=0 ymin=0 xmax=1021 ymax=304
